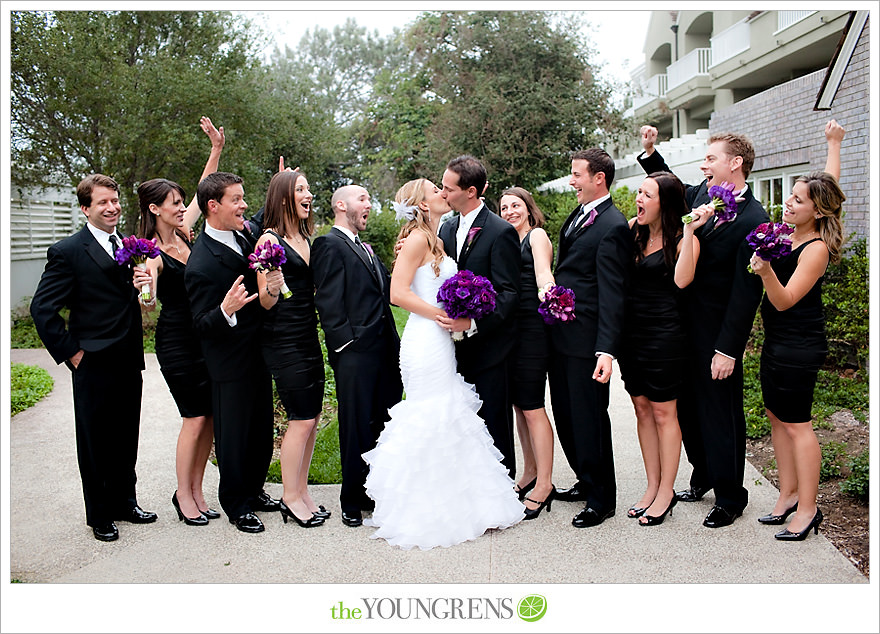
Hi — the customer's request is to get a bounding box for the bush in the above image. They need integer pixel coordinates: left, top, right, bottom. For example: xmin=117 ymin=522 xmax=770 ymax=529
xmin=819 ymin=440 xmax=846 ymax=482
xmin=11 ymin=303 xmax=45 ymax=349
xmin=360 ymin=208 xmax=405 ymax=272
xmin=743 ymin=352 xmax=770 ymax=439
xmin=11 ymin=363 xmax=54 ymax=415
xmin=840 ymin=449 xmax=869 ymax=501
xmin=533 ymin=190 xmax=577 ymax=253
xmin=822 ymin=237 xmax=868 ymax=368
xmin=611 ymin=184 xmax=637 ymax=220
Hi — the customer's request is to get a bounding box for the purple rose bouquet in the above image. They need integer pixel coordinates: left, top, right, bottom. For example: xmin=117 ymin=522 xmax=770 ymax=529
xmin=248 ymin=242 xmax=292 ymax=299
xmin=114 ymin=236 xmax=161 ymax=301
xmin=537 ymin=284 xmax=577 ymax=325
xmin=746 ymin=222 xmax=795 ymax=273
xmin=682 ymin=181 xmax=738 ymax=226
xmin=436 ymin=269 xmax=497 ymax=340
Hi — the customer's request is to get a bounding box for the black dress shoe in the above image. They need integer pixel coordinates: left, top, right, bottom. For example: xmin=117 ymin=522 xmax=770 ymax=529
xmin=555 ymin=483 xmax=589 ymax=502
xmin=92 ymin=522 xmax=119 ymax=542
xmin=571 ymin=506 xmax=614 ymax=528
xmin=675 ymin=485 xmax=710 ymax=503
xmin=254 ymin=491 xmax=280 ymax=512
xmin=230 ymin=512 xmax=265 ymax=533
xmin=115 ymin=505 xmax=158 ymax=524
xmin=341 ymin=511 xmax=363 ymax=527
xmin=313 ymin=505 xmax=331 ymax=519
xmin=702 ymin=505 xmax=742 ymax=528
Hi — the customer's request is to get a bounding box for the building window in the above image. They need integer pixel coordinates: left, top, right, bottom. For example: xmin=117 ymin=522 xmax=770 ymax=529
xmin=749 ymin=164 xmax=810 ymax=221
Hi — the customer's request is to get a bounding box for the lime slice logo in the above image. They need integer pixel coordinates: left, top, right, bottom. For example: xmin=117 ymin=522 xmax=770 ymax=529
xmin=517 ymin=594 xmax=547 ymax=622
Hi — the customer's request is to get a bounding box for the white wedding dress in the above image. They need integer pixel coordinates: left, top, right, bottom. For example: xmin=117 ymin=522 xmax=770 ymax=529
xmin=363 ymin=256 xmax=524 ymax=550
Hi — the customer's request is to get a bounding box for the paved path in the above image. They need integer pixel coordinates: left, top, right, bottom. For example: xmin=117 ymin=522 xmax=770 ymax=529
xmin=6 ymin=348 xmax=871 ymax=631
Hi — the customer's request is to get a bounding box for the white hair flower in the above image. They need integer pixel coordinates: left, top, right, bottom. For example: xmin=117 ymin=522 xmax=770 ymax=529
xmin=392 ymin=200 xmax=418 ymax=222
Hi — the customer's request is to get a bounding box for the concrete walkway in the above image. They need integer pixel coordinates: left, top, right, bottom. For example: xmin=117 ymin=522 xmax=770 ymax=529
xmin=6 ymin=348 xmax=872 ymax=631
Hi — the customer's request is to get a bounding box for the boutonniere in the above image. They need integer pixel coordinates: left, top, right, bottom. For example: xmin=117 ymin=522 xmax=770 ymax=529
xmin=363 ymin=243 xmax=374 ymax=257
xmin=465 ymin=226 xmax=482 ymax=249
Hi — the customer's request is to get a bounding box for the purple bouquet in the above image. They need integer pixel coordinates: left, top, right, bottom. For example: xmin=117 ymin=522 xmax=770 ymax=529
xmin=682 ymin=181 xmax=738 ymax=226
xmin=114 ymin=236 xmax=161 ymax=301
xmin=248 ymin=242 xmax=292 ymax=299
xmin=746 ymin=222 xmax=795 ymax=273
xmin=538 ymin=285 xmax=577 ymax=325
xmin=436 ymin=269 xmax=497 ymax=340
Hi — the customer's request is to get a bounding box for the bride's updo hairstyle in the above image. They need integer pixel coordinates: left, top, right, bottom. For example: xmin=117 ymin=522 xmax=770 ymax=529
xmin=393 ymin=179 xmax=445 ymax=277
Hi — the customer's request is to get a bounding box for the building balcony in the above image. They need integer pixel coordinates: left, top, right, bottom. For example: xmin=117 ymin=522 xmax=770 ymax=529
xmin=666 ymin=48 xmax=712 ymax=91
xmin=632 ymin=73 xmax=668 ymax=111
xmin=709 ymin=19 xmax=750 ymax=68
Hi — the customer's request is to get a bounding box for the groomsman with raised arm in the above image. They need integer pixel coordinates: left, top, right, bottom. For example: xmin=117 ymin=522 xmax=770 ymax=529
xmin=549 ymin=149 xmax=631 ymax=528
xmin=637 ymin=126 xmax=769 ymax=528
xmin=30 ymin=174 xmax=157 ymax=542
xmin=184 ymin=171 xmax=284 ymax=534
xmin=311 ymin=185 xmax=403 ymax=528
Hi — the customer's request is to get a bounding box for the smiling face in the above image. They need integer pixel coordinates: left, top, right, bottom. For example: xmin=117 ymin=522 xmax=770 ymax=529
xmin=700 ymin=140 xmax=740 ymax=187
xmin=82 ymin=185 xmax=122 ymax=234
xmin=294 ymin=176 xmax=313 ymax=220
xmin=635 ymin=178 xmax=661 ymax=227
xmin=208 ymin=183 xmax=248 ymax=232
xmin=500 ymin=194 xmax=530 ymax=232
xmin=569 ymin=159 xmax=604 ymax=206
xmin=151 ymin=189 xmax=186 ymax=230
xmin=783 ymin=181 xmax=818 ymax=229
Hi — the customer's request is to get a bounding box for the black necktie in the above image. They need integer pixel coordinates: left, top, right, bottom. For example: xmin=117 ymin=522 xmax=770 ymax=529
xmin=109 ymin=234 xmax=120 ymax=255
xmin=234 ymin=231 xmax=251 ymax=256
xmin=355 ymin=236 xmax=383 ymax=290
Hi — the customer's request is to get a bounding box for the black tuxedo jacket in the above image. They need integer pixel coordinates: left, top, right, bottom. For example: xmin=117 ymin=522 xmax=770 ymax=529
xmin=30 ymin=225 xmax=144 ymax=367
xmin=184 ymin=230 xmax=264 ymax=381
xmin=438 ymin=204 xmax=522 ymax=372
xmin=311 ymin=227 xmax=399 ymax=358
xmin=549 ymin=198 xmax=631 ymax=360
xmin=638 ymin=150 xmax=769 ymax=359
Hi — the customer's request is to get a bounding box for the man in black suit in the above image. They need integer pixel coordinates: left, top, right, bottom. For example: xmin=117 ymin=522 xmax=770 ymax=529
xmin=637 ymin=125 xmax=769 ymax=528
xmin=30 ymin=174 xmax=157 ymax=542
xmin=436 ymin=155 xmax=522 ymax=477
xmin=184 ymin=171 xmax=284 ymax=533
xmin=548 ymin=149 xmax=631 ymax=528
xmin=312 ymin=184 xmax=403 ymax=527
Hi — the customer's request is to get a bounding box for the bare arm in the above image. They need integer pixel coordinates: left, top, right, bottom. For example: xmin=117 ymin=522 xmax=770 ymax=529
xmin=529 ymin=228 xmax=555 ymax=291
xmin=389 ymin=232 xmax=446 ymax=320
xmin=673 ymin=203 xmax=712 ymax=288
xmin=183 ymin=116 xmax=225 ymax=230
xmin=141 ymin=254 xmax=163 ymax=311
xmin=255 ymin=234 xmax=285 ymax=310
xmin=751 ymin=241 xmax=829 ymax=312
xmin=823 ymin=119 xmax=845 ymax=181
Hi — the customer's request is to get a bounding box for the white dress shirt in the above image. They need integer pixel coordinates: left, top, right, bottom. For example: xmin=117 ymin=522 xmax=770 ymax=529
xmin=85 ymin=222 xmax=123 ymax=259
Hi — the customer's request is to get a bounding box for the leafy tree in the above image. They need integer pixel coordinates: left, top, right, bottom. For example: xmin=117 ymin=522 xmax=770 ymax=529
xmin=11 ymin=10 xmax=276 ymax=230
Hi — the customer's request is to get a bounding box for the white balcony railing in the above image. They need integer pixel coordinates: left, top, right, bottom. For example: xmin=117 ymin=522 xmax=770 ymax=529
xmin=709 ymin=19 xmax=750 ymax=67
xmin=667 ymin=48 xmax=712 ymax=90
xmin=777 ymin=10 xmax=816 ymax=32
xmin=632 ymin=73 xmax=667 ymax=110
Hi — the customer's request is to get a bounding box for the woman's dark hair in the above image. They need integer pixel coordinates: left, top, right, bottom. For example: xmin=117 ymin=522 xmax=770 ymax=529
xmin=500 ymin=187 xmax=545 ymax=228
xmin=137 ymin=178 xmax=188 ymax=243
xmin=262 ymin=170 xmax=314 ymax=239
xmin=635 ymin=172 xmax=687 ymax=270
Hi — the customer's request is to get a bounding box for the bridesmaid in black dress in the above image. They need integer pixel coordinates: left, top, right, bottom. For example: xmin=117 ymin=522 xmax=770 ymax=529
xmin=619 ymin=172 xmax=711 ymax=526
xmin=750 ymin=120 xmax=846 ymax=541
xmin=138 ymin=116 xmax=225 ymax=525
xmin=255 ymin=169 xmax=327 ymax=528
xmin=499 ymin=187 xmax=556 ymax=519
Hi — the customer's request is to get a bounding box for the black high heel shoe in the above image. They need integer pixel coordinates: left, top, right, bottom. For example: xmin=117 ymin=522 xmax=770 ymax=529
xmin=515 ymin=477 xmax=537 ymax=502
xmin=199 ymin=507 xmax=221 ymax=520
xmin=639 ymin=495 xmax=677 ymax=526
xmin=279 ymin=500 xmax=325 ymax=527
xmin=757 ymin=501 xmax=798 ymax=525
xmin=172 ymin=491 xmax=208 ymax=526
xmin=313 ymin=505 xmax=331 ymax=519
xmin=774 ymin=508 xmax=823 ymax=541
xmin=523 ymin=487 xmax=555 ymax=520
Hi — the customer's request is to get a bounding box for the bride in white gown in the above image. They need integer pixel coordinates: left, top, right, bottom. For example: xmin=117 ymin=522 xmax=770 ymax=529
xmin=363 ymin=178 xmax=524 ymax=550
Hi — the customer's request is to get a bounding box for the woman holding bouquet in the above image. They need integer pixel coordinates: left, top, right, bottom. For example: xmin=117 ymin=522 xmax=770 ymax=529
xmin=619 ymin=172 xmax=710 ymax=526
xmin=749 ymin=121 xmax=845 ymax=541
xmin=362 ymin=178 xmax=523 ymax=550
xmin=255 ymin=169 xmax=327 ymax=528
xmin=499 ymin=187 xmax=556 ymax=519
xmin=138 ymin=116 xmax=225 ymax=524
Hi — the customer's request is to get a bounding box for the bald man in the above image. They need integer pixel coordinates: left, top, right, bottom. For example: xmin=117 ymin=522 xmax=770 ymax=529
xmin=311 ymin=185 xmax=403 ymax=527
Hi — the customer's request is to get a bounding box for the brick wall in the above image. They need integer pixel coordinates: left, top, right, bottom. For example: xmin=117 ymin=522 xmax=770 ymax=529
xmin=710 ymin=18 xmax=870 ymax=241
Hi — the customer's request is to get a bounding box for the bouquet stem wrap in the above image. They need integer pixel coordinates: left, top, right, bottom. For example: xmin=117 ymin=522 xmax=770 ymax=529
xmin=114 ymin=236 xmax=161 ymax=302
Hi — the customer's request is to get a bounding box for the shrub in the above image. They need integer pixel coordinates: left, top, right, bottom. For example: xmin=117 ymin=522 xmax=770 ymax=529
xmin=742 ymin=352 xmax=770 ymax=439
xmin=819 ymin=440 xmax=846 ymax=482
xmin=11 ymin=302 xmax=45 ymax=349
xmin=11 ymin=363 xmax=54 ymax=415
xmin=360 ymin=208 xmax=404 ymax=271
xmin=611 ymin=184 xmax=637 ymax=220
xmin=532 ymin=190 xmax=577 ymax=253
xmin=840 ymin=449 xmax=869 ymax=501
xmin=822 ymin=238 xmax=868 ymax=368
